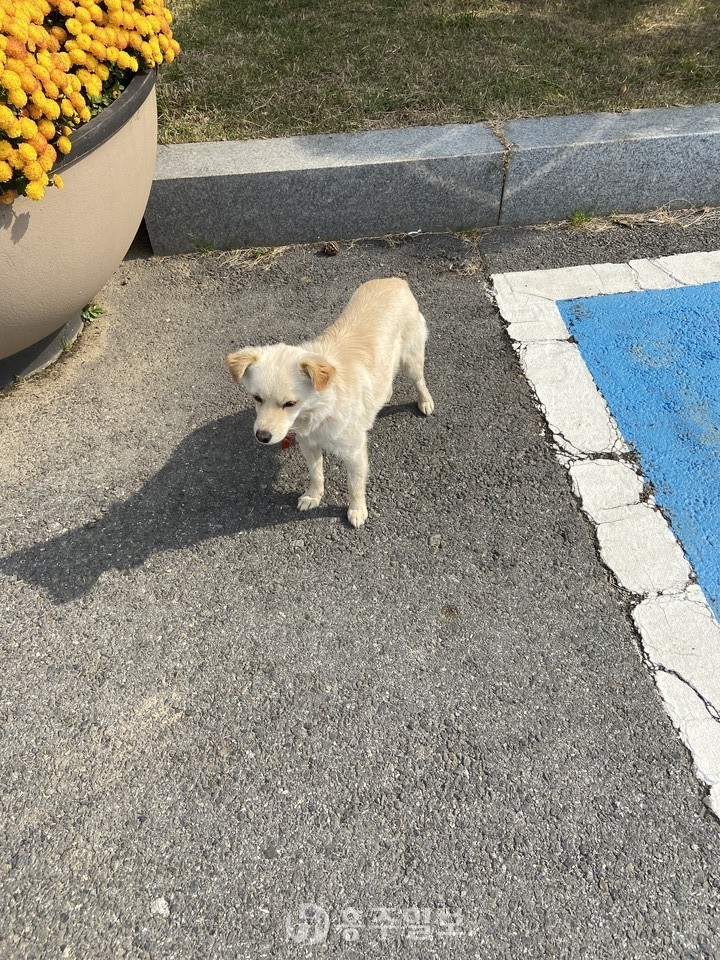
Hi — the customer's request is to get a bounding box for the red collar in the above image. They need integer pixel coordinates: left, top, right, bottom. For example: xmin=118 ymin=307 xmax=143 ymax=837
xmin=281 ymin=432 xmax=296 ymax=450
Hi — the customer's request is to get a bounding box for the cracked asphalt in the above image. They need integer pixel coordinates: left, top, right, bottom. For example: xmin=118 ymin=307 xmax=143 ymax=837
xmin=1 ymin=218 xmax=720 ymax=959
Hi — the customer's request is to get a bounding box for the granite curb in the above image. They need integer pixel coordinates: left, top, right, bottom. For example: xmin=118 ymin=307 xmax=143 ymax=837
xmin=145 ymin=103 xmax=720 ymax=255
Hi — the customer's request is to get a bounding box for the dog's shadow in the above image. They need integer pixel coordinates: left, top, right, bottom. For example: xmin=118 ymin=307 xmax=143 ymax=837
xmin=0 ymin=411 xmax=341 ymax=604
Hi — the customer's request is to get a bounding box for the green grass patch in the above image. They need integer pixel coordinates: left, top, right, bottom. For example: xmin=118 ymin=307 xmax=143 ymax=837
xmin=157 ymin=0 xmax=719 ymax=143
xmin=82 ymin=303 xmax=106 ymax=323
xmin=569 ymin=208 xmax=594 ymax=228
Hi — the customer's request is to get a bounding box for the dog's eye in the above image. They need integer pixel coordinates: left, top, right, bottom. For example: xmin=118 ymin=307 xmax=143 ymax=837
xmin=253 ymin=395 xmax=263 ymax=404
xmin=283 ymin=400 xmax=296 ymax=408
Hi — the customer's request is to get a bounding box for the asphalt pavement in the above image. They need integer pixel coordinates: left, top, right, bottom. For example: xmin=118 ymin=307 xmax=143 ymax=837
xmin=1 ymin=216 xmax=720 ymax=959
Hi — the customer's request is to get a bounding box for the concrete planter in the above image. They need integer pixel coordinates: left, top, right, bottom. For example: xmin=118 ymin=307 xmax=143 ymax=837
xmin=0 ymin=70 xmax=157 ymax=366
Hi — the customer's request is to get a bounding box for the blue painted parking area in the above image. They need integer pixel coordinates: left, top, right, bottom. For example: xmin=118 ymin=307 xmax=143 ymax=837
xmin=557 ymin=282 xmax=720 ymax=617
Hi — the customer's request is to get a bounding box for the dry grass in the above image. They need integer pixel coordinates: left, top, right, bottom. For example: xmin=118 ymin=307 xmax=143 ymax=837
xmin=216 ymin=246 xmax=290 ymax=270
xmin=157 ymin=0 xmax=719 ymax=144
xmin=562 ymin=205 xmax=720 ymax=232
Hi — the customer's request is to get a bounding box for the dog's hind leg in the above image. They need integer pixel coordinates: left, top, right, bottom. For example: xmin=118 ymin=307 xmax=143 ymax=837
xmin=297 ymin=437 xmax=324 ymax=511
xmin=402 ymin=314 xmax=434 ymax=415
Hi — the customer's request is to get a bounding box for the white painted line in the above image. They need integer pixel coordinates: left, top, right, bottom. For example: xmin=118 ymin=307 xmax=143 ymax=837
xmin=626 ymin=258 xmax=682 ymax=290
xmin=519 ymin=341 xmax=626 ymax=456
xmin=569 ymin=458 xmax=644 ymax=520
xmin=655 ymin=671 xmax=720 ymax=818
xmin=595 ymin=503 xmax=691 ymax=595
xmin=634 ymin=586 xmax=720 ymax=717
xmin=652 ymin=250 xmax=720 ymax=286
xmin=491 ymin=250 xmax=720 ymax=820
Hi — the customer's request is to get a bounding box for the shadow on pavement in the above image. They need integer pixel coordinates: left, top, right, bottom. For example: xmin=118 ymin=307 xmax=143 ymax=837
xmin=0 ymin=410 xmax=339 ymax=604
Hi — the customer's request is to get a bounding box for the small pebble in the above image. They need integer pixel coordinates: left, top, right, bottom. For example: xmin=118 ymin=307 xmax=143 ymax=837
xmin=150 ymin=897 xmax=170 ymax=919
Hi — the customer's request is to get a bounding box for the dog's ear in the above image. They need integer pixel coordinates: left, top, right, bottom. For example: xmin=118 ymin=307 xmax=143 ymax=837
xmin=226 ymin=349 xmax=259 ymax=383
xmin=300 ymin=356 xmax=336 ymax=391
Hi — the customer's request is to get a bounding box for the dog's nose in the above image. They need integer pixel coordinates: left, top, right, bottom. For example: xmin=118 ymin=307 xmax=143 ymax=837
xmin=255 ymin=429 xmax=272 ymax=444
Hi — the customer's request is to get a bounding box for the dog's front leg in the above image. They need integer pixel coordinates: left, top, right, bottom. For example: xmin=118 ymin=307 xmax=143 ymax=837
xmin=297 ymin=437 xmax=325 ymax=511
xmin=344 ymin=440 xmax=369 ymax=528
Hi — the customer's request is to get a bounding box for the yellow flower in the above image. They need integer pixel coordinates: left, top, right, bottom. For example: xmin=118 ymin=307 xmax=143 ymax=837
xmin=17 ymin=142 xmax=37 ymax=163
xmin=7 ymin=149 xmax=25 ymax=169
xmin=37 ymin=118 xmax=55 ymax=139
xmin=20 ymin=71 xmax=40 ymax=94
xmin=43 ymin=99 xmax=61 ymax=120
xmin=38 ymin=144 xmax=57 ymax=170
xmin=1 ymin=0 xmax=180 ymax=203
xmin=33 ymin=64 xmax=51 ymax=85
xmin=23 ymin=159 xmax=44 ymax=181
xmin=24 ymin=180 xmax=45 ymax=200
xmin=53 ymin=173 xmax=63 ymax=189
xmin=0 ymin=104 xmax=15 ymax=129
xmin=7 ymin=87 xmax=27 ymax=108
xmin=1 ymin=68 xmax=21 ymax=89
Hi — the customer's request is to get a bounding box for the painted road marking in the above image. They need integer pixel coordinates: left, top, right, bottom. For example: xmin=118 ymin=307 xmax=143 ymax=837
xmin=557 ymin=282 xmax=720 ymax=619
xmin=492 ymin=251 xmax=720 ymax=819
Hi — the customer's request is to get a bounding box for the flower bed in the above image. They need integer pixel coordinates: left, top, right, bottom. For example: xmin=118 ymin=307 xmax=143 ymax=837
xmin=0 ymin=0 xmax=179 ymax=203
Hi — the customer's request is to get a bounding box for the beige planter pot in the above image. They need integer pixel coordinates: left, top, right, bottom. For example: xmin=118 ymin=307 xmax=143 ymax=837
xmin=0 ymin=71 xmax=157 ymax=364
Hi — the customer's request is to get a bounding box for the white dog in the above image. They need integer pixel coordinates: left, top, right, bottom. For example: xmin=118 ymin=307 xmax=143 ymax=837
xmin=226 ymin=278 xmax=434 ymax=528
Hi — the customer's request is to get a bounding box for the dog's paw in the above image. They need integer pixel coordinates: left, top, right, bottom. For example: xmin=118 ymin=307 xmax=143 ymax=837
xmin=347 ymin=505 xmax=368 ymax=528
xmin=298 ymin=493 xmax=322 ymax=511
xmin=418 ymin=396 xmax=435 ymax=416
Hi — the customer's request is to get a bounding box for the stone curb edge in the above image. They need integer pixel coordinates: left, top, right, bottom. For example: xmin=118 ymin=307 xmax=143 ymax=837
xmin=144 ymin=103 xmax=720 ymax=256
xmin=491 ymin=250 xmax=720 ymax=821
